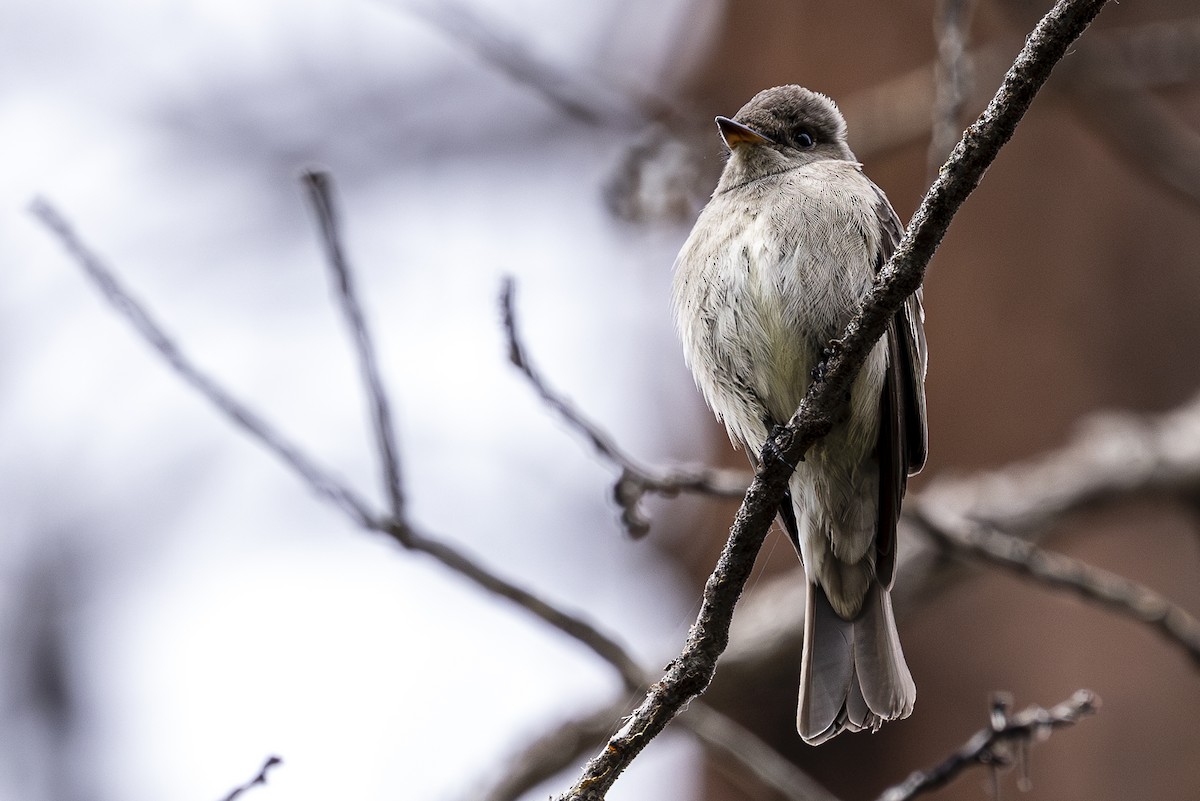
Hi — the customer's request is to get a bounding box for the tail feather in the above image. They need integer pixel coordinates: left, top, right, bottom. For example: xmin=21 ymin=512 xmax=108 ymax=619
xmin=854 ymin=584 xmax=916 ymax=719
xmin=797 ymin=582 xmax=915 ymax=744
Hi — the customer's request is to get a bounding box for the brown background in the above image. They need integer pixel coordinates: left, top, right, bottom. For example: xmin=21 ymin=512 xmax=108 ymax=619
xmin=658 ymin=2 xmax=1200 ymax=799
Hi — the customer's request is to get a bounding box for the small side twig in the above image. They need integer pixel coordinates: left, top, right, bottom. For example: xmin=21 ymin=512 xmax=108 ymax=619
xmin=501 ymin=277 xmax=745 ymax=538
xmin=219 ymin=756 xmax=282 ymax=801
xmin=302 ymin=170 xmax=406 ymax=518
xmin=876 ymin=690 xmax=1099 ymax=801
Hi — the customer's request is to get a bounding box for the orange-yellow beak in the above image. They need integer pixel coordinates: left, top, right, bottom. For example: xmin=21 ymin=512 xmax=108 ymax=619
xmin=716 ymin=116 xmax=774 ymax=149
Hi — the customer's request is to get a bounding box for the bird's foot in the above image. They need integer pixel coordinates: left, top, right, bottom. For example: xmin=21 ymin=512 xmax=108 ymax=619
xmin=810 ymin=339 xmax=842 ymax=384
xmin=764 ymin=423 xmax=802 ymax=470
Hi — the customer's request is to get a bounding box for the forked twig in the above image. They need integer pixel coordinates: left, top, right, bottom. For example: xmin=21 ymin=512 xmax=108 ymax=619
xmin=302 ymin=170 xmax=406 ymax=517
xmin=876 ymin=691 xmax=1099 ymax=801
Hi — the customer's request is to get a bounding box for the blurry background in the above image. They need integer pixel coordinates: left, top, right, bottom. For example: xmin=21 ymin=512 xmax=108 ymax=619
xmin=3 ymin=1 xmax=1199 ymax=800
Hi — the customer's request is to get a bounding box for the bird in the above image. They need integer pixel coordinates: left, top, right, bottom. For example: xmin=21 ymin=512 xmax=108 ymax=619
xmin=671 ymin=85 xmax=927 ymax=744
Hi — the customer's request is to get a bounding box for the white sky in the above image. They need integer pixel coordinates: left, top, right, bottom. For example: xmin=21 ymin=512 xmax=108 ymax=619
xmin=0 ymin=1 xmax=727 ymax=799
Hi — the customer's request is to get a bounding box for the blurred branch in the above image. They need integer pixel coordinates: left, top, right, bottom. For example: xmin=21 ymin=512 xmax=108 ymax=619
xmin=560 ymin=2 xmax=1112 ymax=798
xmin=393 ymin=0 xmax=688 ymax=130
xmin=219 ymin=756 xmax=282 ymax=801
xmin=917 ymin=393 xmax=1200 ymax=536
xmin=876 ymin=691 xmax=1099 ymax=801
xmin=29 ymin=199 xmax=377 ymax=528
xmin=1056 ymin=38 xmax=1200 ymax=210
xmin=928 ymin=0 xmax=979 ymax=176
xmin=302 ymin=170 xmax=405 ymax=518
xmin=910 ymin=508 xmax=1200 ymax=666
xmin=846 ymin=16 xmax=1200 ymax=160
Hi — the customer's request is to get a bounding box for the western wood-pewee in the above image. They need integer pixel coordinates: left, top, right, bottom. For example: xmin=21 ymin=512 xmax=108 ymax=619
xmin=672 ymin=85 xmax=928 ymax=744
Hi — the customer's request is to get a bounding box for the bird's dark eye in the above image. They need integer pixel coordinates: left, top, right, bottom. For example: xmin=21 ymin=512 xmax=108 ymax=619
xmin=795 ymin=132 xmax=815 ymax=148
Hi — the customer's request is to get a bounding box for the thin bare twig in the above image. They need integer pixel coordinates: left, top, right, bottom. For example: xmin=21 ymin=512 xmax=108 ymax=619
xmin=910 ymin=507 xmax=1200 ymax=666
xmin=876 ymin=691 xmax=1099 ymax=801
xmin=501 ymin=277 xmax=745 ymax=538
xmin=219 ymin=756 xmax=282 ymax=801
xmin=302 ymin=170 xmax=406 ymax=518
xmin=561 ymin=2 xmax=1112 ymax=798
xmin=30 ymin=199 xmax=376 ymax=528
xmin=386 ymin=519 xmax=646 ymax=685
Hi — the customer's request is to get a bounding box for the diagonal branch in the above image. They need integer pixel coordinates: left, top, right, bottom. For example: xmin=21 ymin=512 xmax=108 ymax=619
xmin=30 ymin=199 xmax=377 ymax=528
xmin=910 ymin=506 xmax=1200 ymax=666
xmin=876 ymin=690 xmax=1099 ymax=801
xmin=219 ymin=755 xmax=283 ymax=801
xmin=383 ymin=519 xmax=646 ymax=684
xmin=302 ymin=170 xmax=406 ymax=518
xmin=560 ymin=1 xmax=1112 ymax=797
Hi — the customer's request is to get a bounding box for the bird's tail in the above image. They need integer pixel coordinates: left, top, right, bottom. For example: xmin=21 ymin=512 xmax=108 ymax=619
xmin=797 ymin=580 xmax=915 ymax=744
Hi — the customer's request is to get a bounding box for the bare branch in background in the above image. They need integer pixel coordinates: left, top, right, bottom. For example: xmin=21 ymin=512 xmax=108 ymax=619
xmin=917 ymin=394 xmax=1200 ymax=536
xmin=219 ymin=756 xmax=282 ymax=801
xmin=875 ymin=691 xmax=1099 ymax=801
xmin=560 ymin=2 xmax=1113 ymax=797
xmin=928 ymin=0 xmax=979 ymax=177
xmin=302 ymin=170 xmax=406 ymax=518
xmin=392 ymin=0 xmax=689 ymax=130
xmin=1056 ymin=41 xmax=1200 ymax=210
xmin=909 ymin=508 xmax=1200 ymax=666
xmin=29 ymin=199 xmax=377 ymax=528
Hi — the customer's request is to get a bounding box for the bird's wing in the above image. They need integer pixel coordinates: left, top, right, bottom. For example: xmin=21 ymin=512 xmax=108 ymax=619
xmin=870 ymin=182 xmax=929 ymax=588
xmin=871 ymin=183 xmax=928 ymax=473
